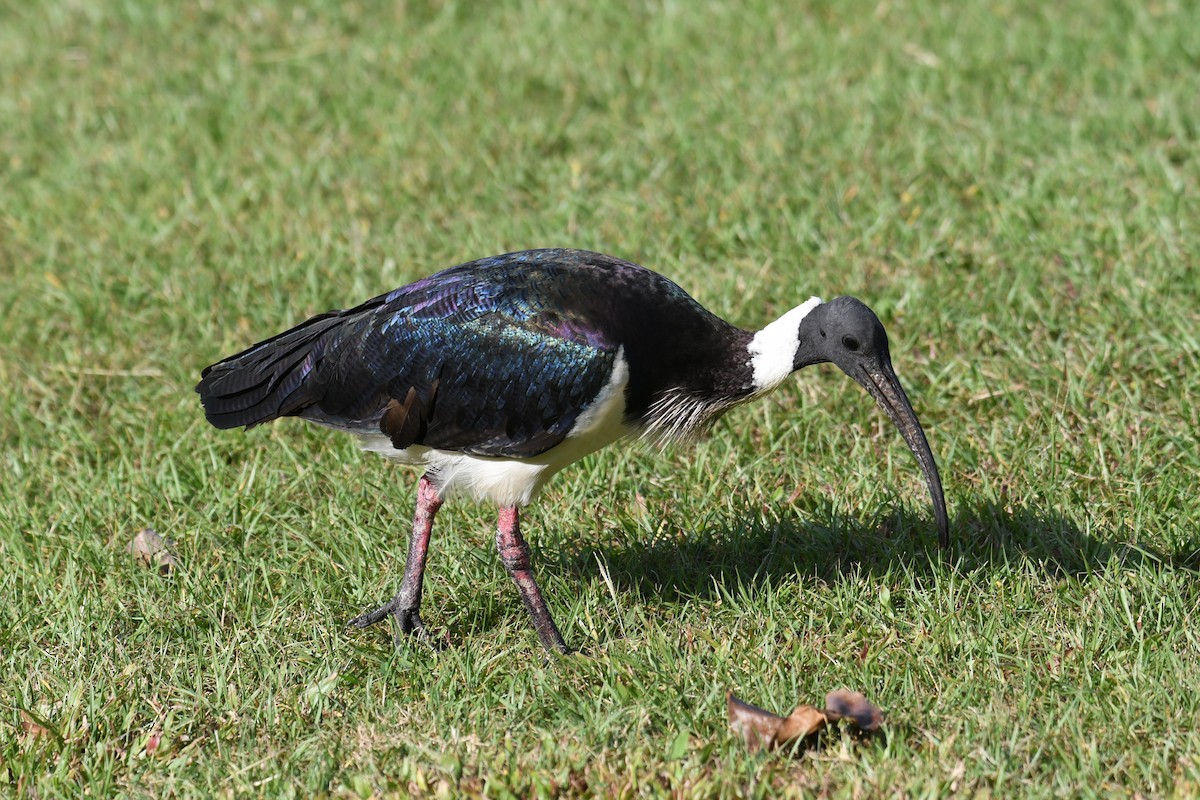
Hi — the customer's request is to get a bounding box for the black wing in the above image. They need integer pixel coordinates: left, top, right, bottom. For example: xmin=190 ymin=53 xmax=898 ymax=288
xmin=197 ymin=254 xmax=620 ymax=458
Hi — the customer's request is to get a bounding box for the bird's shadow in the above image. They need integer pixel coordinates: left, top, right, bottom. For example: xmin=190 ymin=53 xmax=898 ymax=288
xmin=347 ymin=498 xmax=1197 ymax=651
xmin=553 ymin=498 xmax=1199 ymax=605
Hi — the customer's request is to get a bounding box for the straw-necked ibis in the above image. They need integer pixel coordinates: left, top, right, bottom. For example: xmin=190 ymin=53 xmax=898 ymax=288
xmin=197 ymin=248 xmax=948 ymax=652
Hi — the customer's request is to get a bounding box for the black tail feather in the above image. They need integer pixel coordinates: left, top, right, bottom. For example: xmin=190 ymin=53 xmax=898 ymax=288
xmin=196 ymin=311 xmax=346 ymax=429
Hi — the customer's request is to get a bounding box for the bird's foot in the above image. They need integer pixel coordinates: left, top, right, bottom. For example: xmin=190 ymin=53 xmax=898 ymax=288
xmin=349 ymin=602 xmax=445 ymax=649
xmin=348 ymin=601 xmax=399 ymax=629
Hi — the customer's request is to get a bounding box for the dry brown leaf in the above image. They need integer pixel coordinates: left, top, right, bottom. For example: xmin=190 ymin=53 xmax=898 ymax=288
xmin=729 ymin=688 xmax=884 ymax=752
xmin=824 ymin=688 xmax=883 ymax=732
xmin=728 ymin=694 xmax=831 ymax=751
xmin=18 ymin=709 xmax=66 ymax=748
xmin=127 ymin=528 xmax=179 ymax=574
xmin=19 ymin=710 xmax=49 ymax=740
xmin=775 ymin=704 xmax=828 ymax=745
xmin=727 ymin=693 xmax=785 ymax=751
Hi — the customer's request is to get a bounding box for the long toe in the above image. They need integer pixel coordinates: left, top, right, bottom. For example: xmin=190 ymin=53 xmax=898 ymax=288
xmin=349 ymin=602 xmax=448 ymax=650
xmin=349 ymin=600 xmax=399 ymax=629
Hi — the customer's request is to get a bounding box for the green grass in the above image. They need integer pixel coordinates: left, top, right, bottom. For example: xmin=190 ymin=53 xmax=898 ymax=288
xmin=3 ymin=0 xmax=1199 ymax=795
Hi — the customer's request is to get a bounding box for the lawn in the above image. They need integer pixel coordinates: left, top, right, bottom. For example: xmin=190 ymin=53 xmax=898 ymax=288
xmin=2 ymin=0 xmax=1199 ymax=796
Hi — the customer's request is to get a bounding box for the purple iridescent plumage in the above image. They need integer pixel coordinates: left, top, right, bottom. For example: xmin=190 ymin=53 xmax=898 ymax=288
xmin=196 ymin=249 xmax=747 ymax=458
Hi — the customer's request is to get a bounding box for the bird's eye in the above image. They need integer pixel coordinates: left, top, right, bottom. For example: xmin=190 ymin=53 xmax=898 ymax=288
xmin=842 ymin=335 xmax=860 ymax=351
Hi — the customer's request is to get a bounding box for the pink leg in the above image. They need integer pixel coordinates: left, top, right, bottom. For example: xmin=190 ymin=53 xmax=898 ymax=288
xmin=350 ymin=474 xmax=444 ymax=643
xmin=496 ymin=506 xmax=568 ymax=653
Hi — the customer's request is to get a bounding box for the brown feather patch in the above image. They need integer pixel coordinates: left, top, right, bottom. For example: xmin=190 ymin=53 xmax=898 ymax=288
xmin=381 ymin=387 xmax=422 ymax=448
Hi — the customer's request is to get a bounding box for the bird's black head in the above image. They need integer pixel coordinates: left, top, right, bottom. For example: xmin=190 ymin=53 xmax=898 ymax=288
xmin=793 ymin=296 xmax=890 ymax=374
xmin=795 ymin=296 xmax=949 ymax=548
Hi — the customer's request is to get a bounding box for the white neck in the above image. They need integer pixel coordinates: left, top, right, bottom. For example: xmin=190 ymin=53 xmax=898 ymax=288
xmin=746 ymin=296 xmax=823 ymax=393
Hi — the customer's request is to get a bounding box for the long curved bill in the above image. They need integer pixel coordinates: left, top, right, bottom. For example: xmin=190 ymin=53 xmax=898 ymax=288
xmin=855 ymin=361 xmax=950 ymax=549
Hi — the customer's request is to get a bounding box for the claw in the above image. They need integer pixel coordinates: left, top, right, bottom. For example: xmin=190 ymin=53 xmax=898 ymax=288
xmin=349 ymin=602 xmax=445 ymax=649
xmin=349 ymin=604 xmax=394 ymax=629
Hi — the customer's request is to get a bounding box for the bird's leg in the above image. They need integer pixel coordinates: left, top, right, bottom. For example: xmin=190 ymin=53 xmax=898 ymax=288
xmin=495 ymin=506 xmax=569 ymax=653
xmin=350 ymin=474 xmax=444 ymax=644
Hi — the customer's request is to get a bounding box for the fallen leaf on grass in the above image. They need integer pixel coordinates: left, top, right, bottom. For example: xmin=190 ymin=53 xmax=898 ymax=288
xmin=775 ymin=704 xmax=829 ymax=742
xmin=727 ymin=694 xmax=786 ymax=751
xmin=728 ymin=689 xmax=883 ymax=751
xmin=127 ymin=528 xmax=179 ymax=574
xmin=824 ymin=688 xmax=882 ymax=731
xmin=18 ymin=709 xmax=64 ymax=747
xmin=19 ymin=710 xmax=49 ymax=740
xmin=727 ymin=695 xmax=827 ymax=752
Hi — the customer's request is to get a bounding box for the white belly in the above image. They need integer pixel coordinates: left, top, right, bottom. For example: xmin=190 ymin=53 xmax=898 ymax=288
xmin=356 ymin=349 xmax=633 ymax=507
